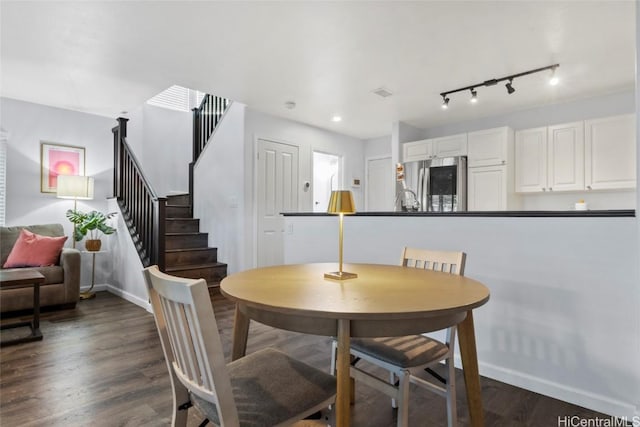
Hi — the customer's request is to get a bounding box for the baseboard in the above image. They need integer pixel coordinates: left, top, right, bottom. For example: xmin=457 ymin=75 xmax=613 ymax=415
xmin=105 ymin=284 xmax=152 ymax=313
xmin=455 ymin=355 xmax=638 ymax=420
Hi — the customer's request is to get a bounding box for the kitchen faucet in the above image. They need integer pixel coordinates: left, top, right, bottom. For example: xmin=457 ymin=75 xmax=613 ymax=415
xmin=395 ymin=188 xmax=421 ymax=212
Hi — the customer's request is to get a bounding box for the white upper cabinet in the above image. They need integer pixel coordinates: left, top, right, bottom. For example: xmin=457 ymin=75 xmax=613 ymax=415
xmin=402 ymin=139 xmax=432 ymax=162
xmin=402 ymin=133 xmax=467 ymax=162
xmin=516 ymin=122 xmax=585 ymax=193
xmin=547 ymin=121 xmax=584 ymax=192
xmin=433 ymin=133 xmax=467 ymax=158
xmin=515 ymin=127 xmax=547 ymax=192
xmin=585 ymin=114 xmax=636 ymax=190
xmin=467 ymin=127 xmax=512 ymax=167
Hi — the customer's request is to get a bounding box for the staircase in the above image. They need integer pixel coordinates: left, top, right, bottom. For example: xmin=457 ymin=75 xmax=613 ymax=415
xmin=163 ymin=193 xmax=227 ymax=293
xmin=112 ymin=93 xmax=231 ymax=293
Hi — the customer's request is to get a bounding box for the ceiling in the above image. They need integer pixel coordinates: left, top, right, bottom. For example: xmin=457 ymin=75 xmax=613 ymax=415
xmin=0 ymin=1 xmax=636 ymax=140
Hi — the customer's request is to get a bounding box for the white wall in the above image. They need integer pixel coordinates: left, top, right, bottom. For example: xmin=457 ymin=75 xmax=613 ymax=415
xmin=364 ymin=135 xmax=391 ymax=159
xmin=194 ymin=103 xmax=247 ymax=274
xmin=1 ymin=97 xmax=115 ymax=289
xmin=122 ymin=104 xmax=191 ymax=197
xmin=242 ymin=108 xmax=365 ymax=269
xmin=106 ymin=198 xmax=149 ymax=310
xmin=423 ymin=90 xmax=635 ymax=138
xmin=283 ymin=214 xmax=640 ymax=420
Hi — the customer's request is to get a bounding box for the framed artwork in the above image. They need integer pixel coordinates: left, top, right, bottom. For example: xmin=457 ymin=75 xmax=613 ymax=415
xmin=40 ymin=142 xmax=86 ymax=193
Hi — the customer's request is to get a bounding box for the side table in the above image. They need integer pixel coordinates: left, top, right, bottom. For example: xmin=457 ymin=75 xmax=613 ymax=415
xmin=0 ymin=270 xmax=45 ymax=346
xmin=81 ymin=250 xmax=106 ymax=300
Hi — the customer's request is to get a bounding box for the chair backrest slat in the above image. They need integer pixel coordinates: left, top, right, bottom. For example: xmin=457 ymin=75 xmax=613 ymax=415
xmin=401 ymin=247 xmax=466 ymax=276
xmin=143 ymin=266 xmax=240 ymax=426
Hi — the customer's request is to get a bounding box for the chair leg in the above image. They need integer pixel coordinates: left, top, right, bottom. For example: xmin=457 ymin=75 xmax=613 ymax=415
xmin=446 ymin=356 xmax=457 ymax=427
xmin=390 ymin=371 xmax=398 ymax=408
xmin=396 ymin=370 xmax=410 ymax=427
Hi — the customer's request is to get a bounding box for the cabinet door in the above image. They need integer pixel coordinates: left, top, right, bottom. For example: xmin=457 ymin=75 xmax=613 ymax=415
xmin=403 ymin=139 xmax=432 ymax=162
xmin=467 ymin=165 xmax=506 ymax=211
xmin=433 ymin=133 xmax=467 ymax=158
xmin=585 ymin=114 xmax=636 ymax=190
xmin=467 ymin=127 xmax=510 ymax=167
xmin=547 ymin=122 xmax=584 ymax=192
xmin=515 ymin=127 xmax=547 ymax=192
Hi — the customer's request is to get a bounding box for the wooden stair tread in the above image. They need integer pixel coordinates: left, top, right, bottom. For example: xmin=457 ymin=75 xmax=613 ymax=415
xmin=165 ymin=247 xmax=214 ymax=253
xmin=165 ymin=262 xmax=226 ymax=272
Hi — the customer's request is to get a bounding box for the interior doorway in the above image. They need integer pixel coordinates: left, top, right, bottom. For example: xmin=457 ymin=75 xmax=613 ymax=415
xmin=256 ymin=138 xmax=299 ymax=267
xmin=313 ymin=151 xmax=341 ymax=212
xmin=366 ymin=156 xmax=393 ymax=211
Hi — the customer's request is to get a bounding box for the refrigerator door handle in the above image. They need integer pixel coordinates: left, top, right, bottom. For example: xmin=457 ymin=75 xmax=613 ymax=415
xmin=423 ymin=164 xmax=430 ymax=212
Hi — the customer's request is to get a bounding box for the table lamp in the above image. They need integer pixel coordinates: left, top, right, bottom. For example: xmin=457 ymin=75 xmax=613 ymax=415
xmin=57 ymin=175 xmax=94 ymax=248
xmin=325 ymin=190 xmax=357 ymax=280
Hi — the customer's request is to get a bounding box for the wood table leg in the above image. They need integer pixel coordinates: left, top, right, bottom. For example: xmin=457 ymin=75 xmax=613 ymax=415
xmin=457 ymin=310 xmax=484 ymax=427
xmin=336 ymin=319 xmax=351 ymax=427
xmin=33 ymin=282 xmax=40 ymax=334
xmin=231 ymin=304 xmax=250 ymax=361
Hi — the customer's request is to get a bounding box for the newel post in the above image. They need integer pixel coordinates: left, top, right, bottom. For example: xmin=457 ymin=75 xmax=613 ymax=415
xmin=112 ymin=117 xmax=128 ymax=199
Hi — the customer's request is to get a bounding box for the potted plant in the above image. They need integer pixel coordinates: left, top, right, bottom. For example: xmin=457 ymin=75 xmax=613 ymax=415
xmin=65 ymin=210 xmax=116 ymax=251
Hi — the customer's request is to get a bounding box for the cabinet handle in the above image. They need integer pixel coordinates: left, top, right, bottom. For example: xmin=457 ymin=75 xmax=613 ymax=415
xmin=501 ymin=160 xmax=506 ymax=165
xmin=542 ymin=188 xmax=546 ymax=192
xmin=549 ymin=187 xmax=553 ymax=191
xmin=587 ymin=185 xmax=592 ymax=190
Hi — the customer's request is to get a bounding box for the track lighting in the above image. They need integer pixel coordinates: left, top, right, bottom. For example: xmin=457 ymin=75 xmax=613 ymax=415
xmin=439 ymin=63 xmax=559 ymax=109
xmin=505 ymin=79 xmax=515 ymax=94
xmin=441 ymin=96 xmax=450 ymax=109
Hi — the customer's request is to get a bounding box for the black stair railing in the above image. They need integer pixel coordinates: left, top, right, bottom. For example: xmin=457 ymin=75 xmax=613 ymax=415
xmin=113 ymin=118 xmax=166 ymax=271
xmin=189 ymin=94 xmax=231 ymax=213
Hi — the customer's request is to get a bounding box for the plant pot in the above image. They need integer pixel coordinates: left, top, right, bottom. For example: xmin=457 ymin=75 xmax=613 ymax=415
xmin=85 ymin=239 xmax=102 ymax=252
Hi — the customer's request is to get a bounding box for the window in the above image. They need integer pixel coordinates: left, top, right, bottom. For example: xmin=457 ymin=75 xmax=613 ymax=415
xmin=0 ymin=133 xmax=7 ymax=226
xmin=146 ymin=85 xmax=206 ymax=112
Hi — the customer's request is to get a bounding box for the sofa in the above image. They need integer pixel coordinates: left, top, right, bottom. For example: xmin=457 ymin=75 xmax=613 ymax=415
xmin=1 ymin=224 xmax=80 ymax=313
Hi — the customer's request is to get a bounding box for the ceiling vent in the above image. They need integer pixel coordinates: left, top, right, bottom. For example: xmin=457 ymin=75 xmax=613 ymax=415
xmin=372 ymin=87 xmax=393 ymax=98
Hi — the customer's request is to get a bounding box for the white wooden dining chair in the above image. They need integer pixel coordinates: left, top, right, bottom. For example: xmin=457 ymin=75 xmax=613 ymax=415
xmin=330 ymin=247 xmax=466 ymax=427
xmin=143 ymin=265 xmax=336 ymax=427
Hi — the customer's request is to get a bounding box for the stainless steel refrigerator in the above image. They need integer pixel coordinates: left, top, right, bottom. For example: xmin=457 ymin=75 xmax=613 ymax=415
xmin=395 ymin=156 xmax=467 ymax=212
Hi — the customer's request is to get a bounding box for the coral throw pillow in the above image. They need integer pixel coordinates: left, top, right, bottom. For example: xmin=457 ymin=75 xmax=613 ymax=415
xmin=3 ymin=229 xmax=68 ymax=268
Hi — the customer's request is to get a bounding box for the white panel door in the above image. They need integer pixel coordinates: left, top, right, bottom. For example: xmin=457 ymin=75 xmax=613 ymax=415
xmin=468 ymin=165 xmax=506 ymax=211
xmin=366 ymin=156 xmax=393 ymax=211
xmin=547 ymin=122 xmax=584 ymax=192
xmin=585 ymin=114 xmax=636 ymax=190
xmin=515 ymin=127 xmax=547 ymax=192
xmin=257 ymin=139 xmax=299 ymax=267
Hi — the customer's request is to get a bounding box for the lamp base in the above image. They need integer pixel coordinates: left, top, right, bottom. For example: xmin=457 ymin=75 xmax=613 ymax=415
xmin=79 ymin=291 xmax=96 ymax=300
xmin=324 ymin=271 xmax=358 ymax=280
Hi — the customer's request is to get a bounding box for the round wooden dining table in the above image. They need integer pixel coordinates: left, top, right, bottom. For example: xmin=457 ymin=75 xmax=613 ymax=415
xmin=221 ymin=262 xmax=490 ymax=427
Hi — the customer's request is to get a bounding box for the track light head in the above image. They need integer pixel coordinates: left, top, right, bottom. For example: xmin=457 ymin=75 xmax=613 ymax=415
xmin=505 ymin=80 xmax=515 ymax=94
xmin=549 ymin=68 xmax=559 ymax=86
xmin=470 ymin=88 xmax=478 ymax=103
xmin=441 ymin=96 xmax=450 ymax=109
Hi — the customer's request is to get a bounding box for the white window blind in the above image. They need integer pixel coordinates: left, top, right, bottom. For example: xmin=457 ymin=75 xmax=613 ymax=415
xmin=146 ymin=85 xmax=207 ymax=112
xmin=0 ymin=139 xmax=7 ymax=226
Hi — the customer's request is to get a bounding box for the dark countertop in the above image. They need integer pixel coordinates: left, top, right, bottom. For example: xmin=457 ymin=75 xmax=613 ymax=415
xmin=282 ymin=210 xmax=635 ymax=218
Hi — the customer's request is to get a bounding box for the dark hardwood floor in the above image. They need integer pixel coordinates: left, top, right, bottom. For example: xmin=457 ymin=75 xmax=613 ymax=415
xmin=1 ymin=292 xmax=607 ymax=426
